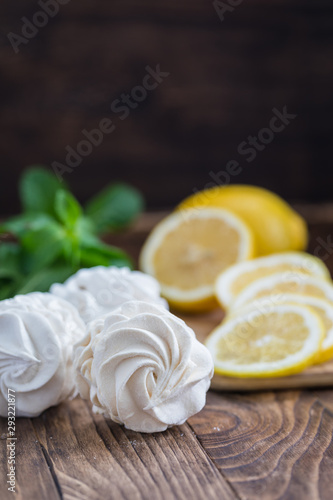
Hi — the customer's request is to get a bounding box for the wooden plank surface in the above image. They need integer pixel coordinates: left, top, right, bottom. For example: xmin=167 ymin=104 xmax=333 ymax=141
xmin=1 ymin=210 xmax=333 ymax=499
xmin=188 ymin=389 xmax=333 ymax=500
xmin=1 ymin=398 xmax=235 ymax=500
xmin=32 ymin=399 xmax=235 ymax=500
xmin=0 ymin=417 xmax=61 ymax=500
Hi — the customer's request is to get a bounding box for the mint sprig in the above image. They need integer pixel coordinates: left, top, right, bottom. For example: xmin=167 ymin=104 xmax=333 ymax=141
xmin=0 ymin=166 xmax=144 ymax=298
xmin=85 ymin=183 xmax=144 ymax=233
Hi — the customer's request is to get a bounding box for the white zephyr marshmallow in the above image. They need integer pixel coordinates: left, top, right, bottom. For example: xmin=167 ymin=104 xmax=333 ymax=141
xmin=0 ymin=293 xmax=86 ymax=417
xmin=50 ymin=266 xmax=168 ymax=323
xmin=74 ymin=301 xmax=214 ymax=433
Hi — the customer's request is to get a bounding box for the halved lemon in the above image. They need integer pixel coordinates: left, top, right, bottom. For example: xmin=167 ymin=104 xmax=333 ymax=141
xmin=139 ymin=208 xmax=255 ymax=312
xmin=178 ymin=185 xmax=308 ymax=256
xmin=216 ymin=252 xmax=330 ymax=310
xmin=229 ymin=294 xmax=333 ymax=364
xmin=205 ymin=303 xmax=324 ymax=377
xmin=231 ymin=272 xmax=333 ymax=310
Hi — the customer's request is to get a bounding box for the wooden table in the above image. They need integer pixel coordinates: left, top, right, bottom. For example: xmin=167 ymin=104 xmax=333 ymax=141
xmin=1 ymin=208 xmax=333 ymax=500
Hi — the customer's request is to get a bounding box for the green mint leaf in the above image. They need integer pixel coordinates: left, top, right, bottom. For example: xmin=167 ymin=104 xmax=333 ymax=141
xmin=0 ymin=243 xmax=24 ymax=299
xmin=76 ymin=215 xmax=98 ymax=240
xmin=85 ymin=183 xmax=144 ymax=233
xmin=0 ymin=243 xmax=22 ymax=280
xmin=16 ymin=265 xmax=75 ymax=295
xmin=0 ymin=213 xmax=55 ymax=238
xmin=0 ymin=280 xmax=20 ymax=300
xmin=20 ymin=221 xmax=66 ymax=273
xmin=55 ymin=190 xmax=82 ymax=228
xmin=19 ymin=166 xmax=67 ymax=216
xmin=79 ymin=238 xmax=133 ymax=269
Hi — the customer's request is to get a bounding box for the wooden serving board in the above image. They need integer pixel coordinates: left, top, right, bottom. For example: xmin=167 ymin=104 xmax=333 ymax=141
xmin=179 ymin=309 xmax=333 ymax=392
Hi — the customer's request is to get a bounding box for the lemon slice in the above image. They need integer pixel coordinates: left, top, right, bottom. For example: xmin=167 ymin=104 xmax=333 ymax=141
xmin=231 ymin=294 xmax=333 ymax=365
xmin=178 ymin=184 xmax=308 ymax=256
xmin=215 ymin=252 xmax=330 ymax=309
xmin=231 ymin=272 xmax=333 ymax=310
xmin=205 ymin=303 xmax=324 ymax=377
xmin=139 ymin=208 xmax=255 ymax=312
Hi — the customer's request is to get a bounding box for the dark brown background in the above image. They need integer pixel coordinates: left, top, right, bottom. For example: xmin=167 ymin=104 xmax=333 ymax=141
xmin=0 ymin=0 xmax=333 ymax=215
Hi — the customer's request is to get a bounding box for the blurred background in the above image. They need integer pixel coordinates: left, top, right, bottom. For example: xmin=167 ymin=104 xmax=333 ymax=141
xmin=1 ymin=0 xmax=333 ymax=216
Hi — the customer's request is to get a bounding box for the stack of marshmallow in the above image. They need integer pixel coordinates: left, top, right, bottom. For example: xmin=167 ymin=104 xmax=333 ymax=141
xmin=0 ymin=266 xmax=213 ymax=432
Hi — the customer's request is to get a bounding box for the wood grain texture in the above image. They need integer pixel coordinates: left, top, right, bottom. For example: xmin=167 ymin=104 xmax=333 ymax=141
xmin=188 ymin=390 xmax=333 ymax=500
xmin=30 ymin=398 xmax=235 ymax=500
xmin=0 ymin=416 xmax=61 ymax=500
